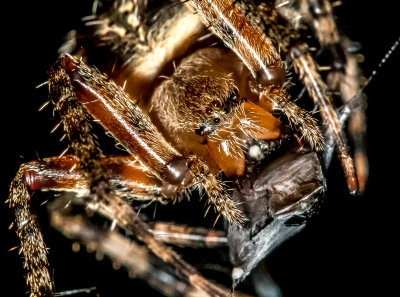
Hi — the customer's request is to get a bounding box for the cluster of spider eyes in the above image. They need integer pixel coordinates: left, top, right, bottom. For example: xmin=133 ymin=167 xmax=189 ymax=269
xmin=206 ymin=90 xmax=239 ymax=125
xmin=195 ymin=90 xmax=240 ymax=136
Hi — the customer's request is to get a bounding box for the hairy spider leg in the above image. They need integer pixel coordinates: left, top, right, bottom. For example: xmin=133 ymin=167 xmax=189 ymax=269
xmin=49 ymin=196 xmax=253 ymax=297
xmin=280 ymin=0 xmax=392 ymax=194
xmin=21 ymin=156 xmax=173 ymax=199
xmin=50 ymin=198 xmax=206 ymax=297
xmin=275 ymin=0 xmax=345 ymax=69
xmin=149 ymin=222 xmax=228 ymax=248
xmin=48 ymin=54 xmax=104 ymax=186
xmin=290 ymin=43 xmax=358 ymax=194
xmin=307 ymin=0 xmax=346 ymax=70
xmin=7 ymin=155 xmax=163 ymax=297
xmin=8 ymin=171 xmax=53 ymax=297
xmin=292 ymin=0 xmax=363 ymax=193
xmin=50 ymin=55 xmax=193 ymax=188
xmin=9 ymin=156 xmax=230 ymax=297
xmin=327 ymin=39 xmax=368 ymax=193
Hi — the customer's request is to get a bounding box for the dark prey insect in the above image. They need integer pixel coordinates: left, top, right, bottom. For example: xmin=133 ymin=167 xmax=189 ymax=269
xmin=8 ymin=0 xmax=389 ymax=296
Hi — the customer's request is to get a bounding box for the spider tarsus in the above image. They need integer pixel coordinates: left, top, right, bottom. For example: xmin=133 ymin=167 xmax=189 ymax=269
xmin=203 ymin=174 xmax=248 ymax=226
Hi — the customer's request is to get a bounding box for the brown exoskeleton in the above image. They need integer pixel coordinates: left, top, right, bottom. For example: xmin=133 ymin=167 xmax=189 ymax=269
xmin=8 ymin=0 xmax=384 ymax=296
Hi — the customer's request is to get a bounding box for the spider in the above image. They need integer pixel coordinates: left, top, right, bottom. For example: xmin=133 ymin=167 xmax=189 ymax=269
xmin=6 ymin=0 xmax=397 ymax=296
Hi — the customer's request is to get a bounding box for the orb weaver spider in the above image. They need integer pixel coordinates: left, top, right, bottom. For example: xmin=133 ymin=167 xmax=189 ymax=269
xmin=8 ymin=0 xmax=394 ymax=296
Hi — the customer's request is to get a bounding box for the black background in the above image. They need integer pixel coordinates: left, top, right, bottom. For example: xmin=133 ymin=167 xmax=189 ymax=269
xmin=1 ymin=1 xmax=398 ymax=296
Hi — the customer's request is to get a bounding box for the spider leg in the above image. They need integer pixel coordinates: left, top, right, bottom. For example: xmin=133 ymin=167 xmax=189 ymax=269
xmin=19 ymin=156 xmax=183 ymax=199
xmin=9 ymin=156 xmax=231 ymax=297
xmin=50 ymin=195 xmax=254 ymax=297
xmin=149 ymin=222 xmax=228 ymax=248
xmin=306 ymin=0 xmax=346 ymax=71
xmin=327 ymin=39 xmax=368 ymax=193
xmin=8 ymin=167 xmax=53 ymax=297
xmin=49 ymin=56 xmax=191 ymax=187
xmin=84 ymin=190 xmax=230 ymax=296
xmin=8 ymin=50 xmax=113 ymax=296
xmin=289 ymin=42 xmax=358 ymax=194
xmin=48 ymin=194 xmax=211 ymax=297
xmin=293 ymin=0 xmax=365 ymax=193
xmin=7 ymin=155 xmax=165 ymax=297
xmin=49 ymin=54 xmax=104 ymax=186
xmin=323 ymin=93 xmax=361 ymax=169
xmin=276 ymin=0 xmax=345 ymax=70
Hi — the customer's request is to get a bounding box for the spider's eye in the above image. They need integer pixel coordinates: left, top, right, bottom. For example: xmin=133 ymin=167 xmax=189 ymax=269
xmin=224 ymin=89 xmax=240 ymax=114
xmin=213 ymin=117 xmax=221 ymax=124
xmin=211 ymin=100 xmax=222 ymax=108
xmin=229 ymin=89 xmax=239 ymax=102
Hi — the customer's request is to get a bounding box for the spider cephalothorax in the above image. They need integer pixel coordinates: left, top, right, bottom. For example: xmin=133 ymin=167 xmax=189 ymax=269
xmin=151 ymin=47 xmax=282 ymax=177
xmin=8 ymin=1 xmax=371 ymax=296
